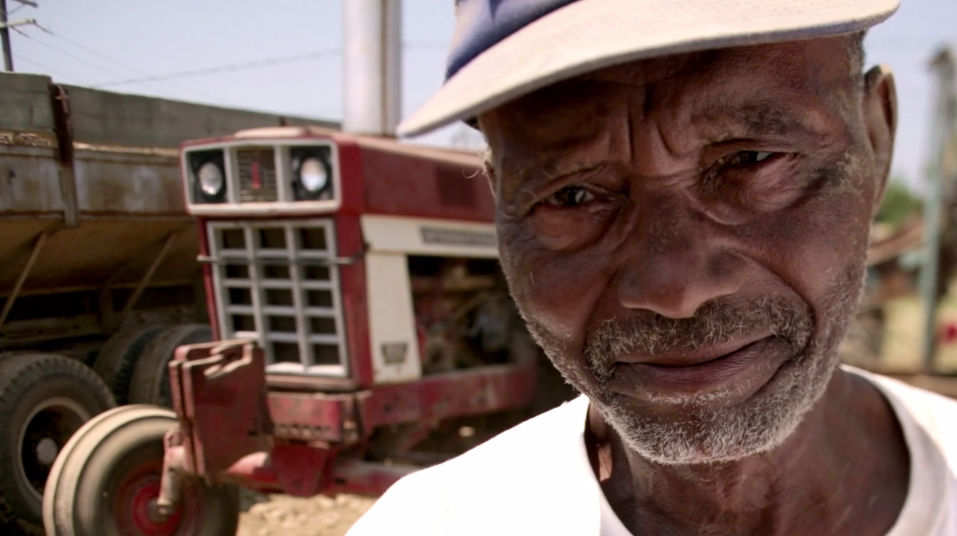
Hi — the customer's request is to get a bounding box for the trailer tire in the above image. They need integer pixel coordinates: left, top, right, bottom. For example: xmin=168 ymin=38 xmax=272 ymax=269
xmin=128 ymin=324 xmax=212 ymax=407
xmin=0 ymin=353 xmax=115 ymax=535
xmin=43 ymin=405 xmax=239 ymax=536
xmin=93 ymin=325 xmax=165 ymax=405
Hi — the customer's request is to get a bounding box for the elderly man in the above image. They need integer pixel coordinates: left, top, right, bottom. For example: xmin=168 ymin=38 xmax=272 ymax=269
xmin=348 ymin=1 xmax=957 ymax=534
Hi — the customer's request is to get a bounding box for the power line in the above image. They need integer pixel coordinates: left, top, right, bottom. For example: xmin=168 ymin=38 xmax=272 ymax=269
xmin=31 ymin=22 xmax=219 ymax=101
xmin=13 ymin=52 xmax=76 ymax=82
xmin=33 ymin=22 xmax=152 ymax=75
xmin=13 ymin=27 xmax=129 ymax=79
xmin=14 ymin=24 xmax=216 ymax=103
xmin=90 ymin=49 xmax=342 ymax=88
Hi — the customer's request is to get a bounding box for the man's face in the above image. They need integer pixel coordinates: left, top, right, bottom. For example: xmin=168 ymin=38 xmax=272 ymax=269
xmin=480 ymin=37 xmax=893 ymax=465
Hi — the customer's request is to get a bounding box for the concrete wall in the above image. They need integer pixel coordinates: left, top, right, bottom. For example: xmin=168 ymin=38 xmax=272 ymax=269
xmin=0 ymin=73 xmax=56 ymax=134
xmin=0 ymin=72 xmax=339 ymax=148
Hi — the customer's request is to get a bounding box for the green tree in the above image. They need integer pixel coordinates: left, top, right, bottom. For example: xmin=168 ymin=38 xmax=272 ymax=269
xmin=876 ymin=179 xmax=922 ymax=227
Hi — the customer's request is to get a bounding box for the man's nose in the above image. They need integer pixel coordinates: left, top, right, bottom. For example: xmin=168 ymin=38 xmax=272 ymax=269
xmin=616 ymin=213 xmax=745 ymax=319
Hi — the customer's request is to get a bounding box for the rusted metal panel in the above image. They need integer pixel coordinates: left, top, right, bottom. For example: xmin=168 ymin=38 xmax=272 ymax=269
xmin=0 ymin=313 xmax=102 ymax=345
xmin=358 ymin=138 xmax=494 ymax=224
xmin=0 ymin=143 xmax=65 ymax=213
xmin=168 ymin=341 xmax=271 ymax=478
xmin=0 ymin=218 xmax=198 ymax=296
xmin=73 ymin=147 xmax=185 ymax=214
xmin=0 ymin=219 xmax=57 ymax=291
xmin=359 ymin=360 xmax=537 ymax=429
xmin=267 ymin=392 xmax=358 ymax=443
xmin=268 ymin=443 xmax=333 ymax=497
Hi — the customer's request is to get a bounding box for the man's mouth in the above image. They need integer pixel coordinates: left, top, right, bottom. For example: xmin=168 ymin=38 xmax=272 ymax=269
xmin=606 ymin=336 xmax=791 ymax=404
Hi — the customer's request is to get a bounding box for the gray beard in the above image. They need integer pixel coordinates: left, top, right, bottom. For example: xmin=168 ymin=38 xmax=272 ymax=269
xmin=516 ymin=261 xmax=866 ymax=466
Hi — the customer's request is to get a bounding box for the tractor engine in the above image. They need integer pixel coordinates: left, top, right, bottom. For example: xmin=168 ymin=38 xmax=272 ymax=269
xmin=410 ymin=256 xmax=519 ymax=375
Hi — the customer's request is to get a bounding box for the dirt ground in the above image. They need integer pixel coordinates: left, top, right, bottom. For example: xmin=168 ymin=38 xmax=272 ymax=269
xmin=236 ymin=490 xmax=377 ymax=536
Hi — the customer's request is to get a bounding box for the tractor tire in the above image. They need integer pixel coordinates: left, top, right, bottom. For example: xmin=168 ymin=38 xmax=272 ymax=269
xmin=128 ymin=325 xmax=212 ymax=407
xmin=92 ymin=326 xmax=165 ymax=405
xmin=43 ymin=405 xmax=239 ymax=536
xmin=0 ymin=353 xmax=116 ymax=535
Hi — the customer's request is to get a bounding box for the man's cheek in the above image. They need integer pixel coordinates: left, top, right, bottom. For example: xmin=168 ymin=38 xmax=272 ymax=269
xmin=748 ymin=197 xmax=868 ymax=314
xmin=500 ymin=232 xmax=602 ymax=345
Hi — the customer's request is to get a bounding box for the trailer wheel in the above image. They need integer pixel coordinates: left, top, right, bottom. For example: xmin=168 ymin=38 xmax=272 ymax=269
xmin=0 ymin=353 xmax=115 ymax=535
xmin=43 ymin=405 xmax=239 ymax=536
xmin=93 ymin=325 xmax=165 ymax=405
xmin=128 ymin=325 xmax=212 ymax=407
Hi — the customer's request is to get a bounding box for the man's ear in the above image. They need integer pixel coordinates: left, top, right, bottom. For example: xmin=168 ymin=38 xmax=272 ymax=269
xmin=863 ymin=64 xmax=898 ymax=216
xmin=476 ymin=116 xmax=499 ymax=199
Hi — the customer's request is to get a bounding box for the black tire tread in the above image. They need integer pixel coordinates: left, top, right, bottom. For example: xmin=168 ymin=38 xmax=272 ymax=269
xmin=0 ymin=354 xmax=115 ymax=536
xmin=128 ymin=324 xmax=212 ymax=407
xmin=92 ymin=325 xmax=165 ymax=405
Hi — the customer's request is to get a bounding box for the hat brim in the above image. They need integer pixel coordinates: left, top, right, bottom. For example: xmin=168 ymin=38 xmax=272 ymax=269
xmin=398 ymin=0 xmax=899 ymax=137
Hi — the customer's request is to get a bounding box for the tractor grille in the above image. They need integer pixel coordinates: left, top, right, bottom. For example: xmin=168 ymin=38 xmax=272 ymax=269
xmin=207 ymin=220 xmax=347 ymax=376
xmin=236 ymin=148 xmax=278 ymax=202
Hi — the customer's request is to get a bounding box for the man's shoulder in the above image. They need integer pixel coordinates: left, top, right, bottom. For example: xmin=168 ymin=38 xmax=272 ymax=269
xmin=346 ymin=395 xmax=595 ymax=535
xmin=848 ymin=366 xmax=957 ymax=454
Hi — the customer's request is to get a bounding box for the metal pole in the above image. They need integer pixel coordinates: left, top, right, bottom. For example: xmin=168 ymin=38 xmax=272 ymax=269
xmin=119 ymin=232 xmax=177 ymax=324
xmin=919 ymin=48 xmax=956 ymax=373
xmin=0 ymin=0 xmax=14 ymax=71
xmin=343 ymin=0 xmax=402 ymax=136
xmin=0 ymin=232 xmax=48 ymax=328
xmin=383 ymin=0 xmax=402 ymax=135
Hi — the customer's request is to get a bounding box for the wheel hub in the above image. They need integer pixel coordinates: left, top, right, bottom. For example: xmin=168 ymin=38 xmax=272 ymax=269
xmin=18 ymin=397 xmax=90 ymax=501
xmin=35 ymin=437 xmax=59 ymax=465
xmin=130 ymin=480 xmax=182 ymax=535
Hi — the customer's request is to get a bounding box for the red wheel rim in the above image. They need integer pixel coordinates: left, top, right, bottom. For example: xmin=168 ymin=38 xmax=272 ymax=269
xmin=129 ymin=480 xmax=182 ymax=535
xmin=112 ymin=459 xmax=201 ymax=536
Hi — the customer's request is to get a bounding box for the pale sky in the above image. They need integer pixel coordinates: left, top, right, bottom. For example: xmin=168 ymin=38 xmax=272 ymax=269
xmin=7 ymin=0 xmax=955 ymax=191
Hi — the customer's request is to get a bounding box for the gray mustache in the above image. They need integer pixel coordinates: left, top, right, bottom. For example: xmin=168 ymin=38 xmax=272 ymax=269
xmin=584 ymin=297 xmax=814 ymax=379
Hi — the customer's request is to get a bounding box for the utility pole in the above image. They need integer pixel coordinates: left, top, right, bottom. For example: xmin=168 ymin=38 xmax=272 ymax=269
xmin=919 ymin=47 xmax=957 ymax=373
xmin=0 ymin=0 xmax=39 ymax=72
xmin=1 ymin=0 xmax=14 ymax=71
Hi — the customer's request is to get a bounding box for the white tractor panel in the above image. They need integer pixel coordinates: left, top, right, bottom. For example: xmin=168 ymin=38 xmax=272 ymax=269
xmin=366 ymin=252 xmax=423 ymax=384
xmin=360 ymin=214 xmax=498 ymax=258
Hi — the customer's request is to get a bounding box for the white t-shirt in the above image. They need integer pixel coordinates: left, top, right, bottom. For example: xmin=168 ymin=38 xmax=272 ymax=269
xmin=346 ymin=366 xmax=957 ymax=535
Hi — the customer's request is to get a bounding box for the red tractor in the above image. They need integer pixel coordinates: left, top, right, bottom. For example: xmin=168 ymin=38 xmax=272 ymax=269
xmin=42 ymin=125 xmax=572 ymax=535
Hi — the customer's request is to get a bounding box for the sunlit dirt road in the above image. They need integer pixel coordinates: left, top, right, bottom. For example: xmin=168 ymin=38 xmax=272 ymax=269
xmin=237 ymin=491 xmax=376 ymax=536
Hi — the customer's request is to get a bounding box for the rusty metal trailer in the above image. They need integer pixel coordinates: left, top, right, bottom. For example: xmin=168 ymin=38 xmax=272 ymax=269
xmin=0 ymin=72 xmax=336 ymax=535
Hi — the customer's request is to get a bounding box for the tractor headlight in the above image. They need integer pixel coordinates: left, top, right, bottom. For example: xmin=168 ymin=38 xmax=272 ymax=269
xmin=291 ymin=147 xmax=333 ymax=201
xmin=298 ymin=157 xmax=328 ymax=193
xmin=188 ymin=149 xmax=227 ymax=204
xmin=198 ymin=162 xmax=225 ymax=197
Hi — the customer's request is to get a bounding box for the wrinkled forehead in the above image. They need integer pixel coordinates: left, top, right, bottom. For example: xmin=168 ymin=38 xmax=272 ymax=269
xmin=480 ymin=37 xmax=859 ymax=148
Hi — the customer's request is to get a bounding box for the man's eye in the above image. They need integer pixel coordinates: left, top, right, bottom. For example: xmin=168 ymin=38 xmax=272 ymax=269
xmin=726 ymin=151 xmax=774 ymax=167
xmin=545 ymin=186 xmax=594 ymax=208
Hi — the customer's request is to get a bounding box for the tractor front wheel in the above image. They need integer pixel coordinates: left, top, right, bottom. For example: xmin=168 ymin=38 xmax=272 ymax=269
xmin=43 ymin=405 xmax=239 ymax=536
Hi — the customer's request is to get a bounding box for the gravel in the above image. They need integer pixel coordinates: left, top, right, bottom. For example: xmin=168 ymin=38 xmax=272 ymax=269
xmin=237 ymin=491 xmax=377 ymax=536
